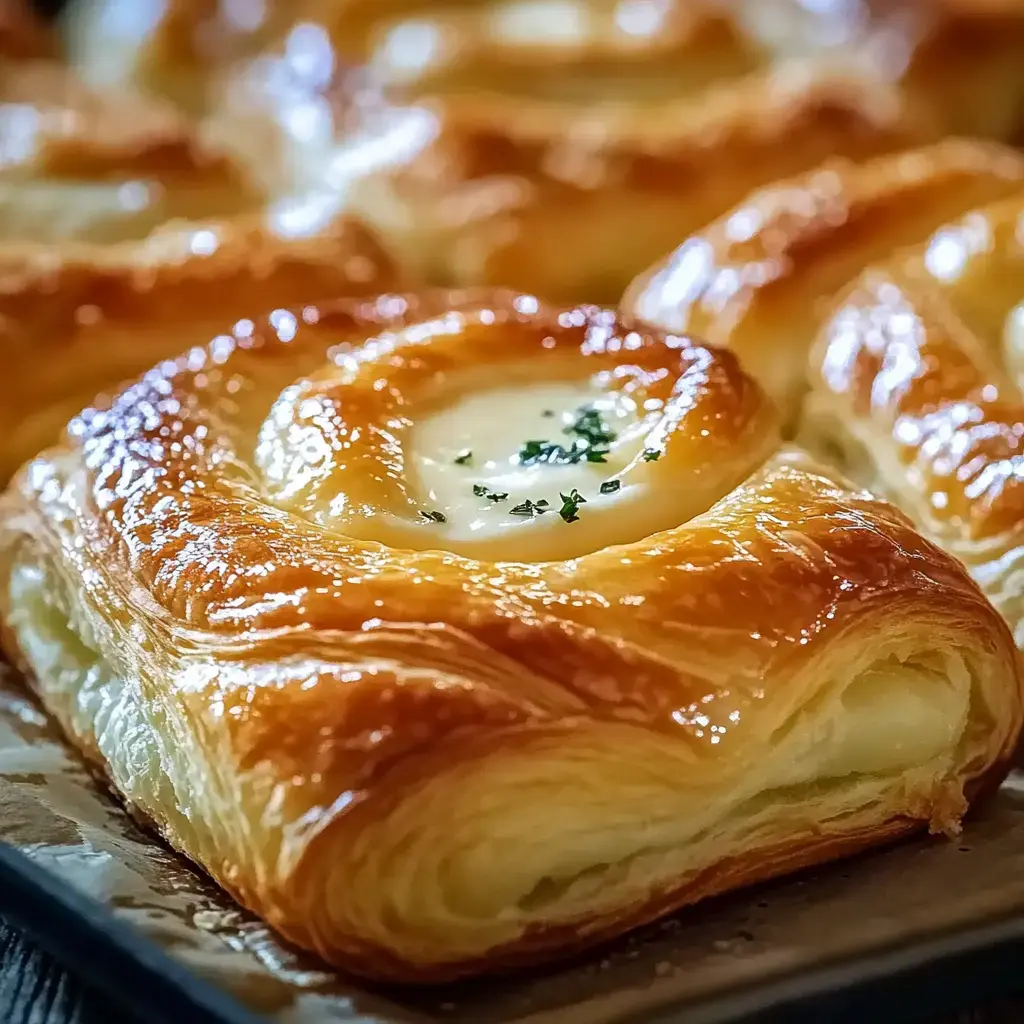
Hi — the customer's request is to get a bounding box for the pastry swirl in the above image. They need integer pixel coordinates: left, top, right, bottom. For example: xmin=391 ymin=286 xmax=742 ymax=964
xmin=0 ymin=289 xmax=1019 ymax=981
xmin=623 ymin=138 xmax=1024 ymax=422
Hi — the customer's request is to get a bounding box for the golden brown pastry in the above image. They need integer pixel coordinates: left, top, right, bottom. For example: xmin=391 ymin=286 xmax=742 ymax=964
xmin=0 ymin=56 xmax=263 ymax=243
xmin=65 ymin=1 xmax=1024 ymax=302
xmin=203 ymin=0 xmax=1024 ymax=303
xmin=0 ymin=3 xmax=403 ymax=482
xmin=0 ymin=214 xmax=399 ymax=483
xmin=623 ymin=136 xmax=1024 ymax=648
xmin=623 ymin=139 xmax=1024 ymax=423
xmin=0 ymin=289 xmax=1019 ymax=982
xmin=804 ymin=178 xmax=1024 ymax=647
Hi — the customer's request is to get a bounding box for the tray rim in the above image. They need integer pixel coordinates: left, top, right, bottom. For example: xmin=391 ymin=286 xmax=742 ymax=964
xmin=0 ymin=841 xmax=265 ymax=1024
xmin=4 ymin=839 xmax=1024 ymax=1024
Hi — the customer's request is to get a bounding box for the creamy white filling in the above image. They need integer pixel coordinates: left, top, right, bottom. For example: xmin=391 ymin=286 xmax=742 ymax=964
xmin=411 ymin=380 xmax=652 ymax=553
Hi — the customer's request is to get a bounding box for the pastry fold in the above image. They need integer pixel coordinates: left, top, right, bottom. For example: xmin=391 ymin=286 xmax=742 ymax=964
xmin=804 ymin=182 xmax=1024 ymax=647
xmin=0 ymin=290 xmax=1019 ymax=982
xmin=623 ymin=139 xmax=1024 ymax=422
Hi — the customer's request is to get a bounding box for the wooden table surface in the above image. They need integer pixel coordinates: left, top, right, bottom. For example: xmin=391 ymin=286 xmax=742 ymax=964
xmin=2 ymin=916 xmax=1024 ymax=1024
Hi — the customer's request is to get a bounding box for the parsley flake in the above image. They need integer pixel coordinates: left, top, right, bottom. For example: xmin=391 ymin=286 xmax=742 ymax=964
xmin=419 ymin=509 xmax=447 ymax=523
xmin=487 ymin=491 xmax=508 ymax=502
xmin=642 ymin=448 xmax=661 ymax=462
xmin=454 ymin=449 xmax=473 ymax=465
xmin=600 ymin=480 xmax=621 ymax=495
xmin=509 ymin=499 xmax=549 ymax=517
xmin=558 ymin=489 xmax=587 ymax=523
xmin=565 ymin=406 xmax=616 ymax=448
xmin=472 ymin=483 xmax=488 ymax=497
xmin=518 ymin=439 xmax=609 ymax=466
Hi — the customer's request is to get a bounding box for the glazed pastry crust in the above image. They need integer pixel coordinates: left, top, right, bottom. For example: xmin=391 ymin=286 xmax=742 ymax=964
xmin=623 ymin=139 xmax=1024 ymax=421
xmin=0 ymin=56 xmax=263 ymax=244
xmin=0 ymin=214 xmax=400 ymax=482
xmin=76 ymin=0 xmax=1024 ymax=303
xmin=306 ymin=0 xmax=1024 ymax=302
xmin=802 ymin=175 xmax=1024 ymax=646
xmin=0 ymin=290 xmax=1019 ymax=982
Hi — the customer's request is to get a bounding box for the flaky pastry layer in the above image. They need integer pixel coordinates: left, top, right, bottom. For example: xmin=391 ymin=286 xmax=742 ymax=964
xmin=0 ymin=290 xmax=1019 ymax=982
xmin=624 ymin=138 xmax=1024 ymax=647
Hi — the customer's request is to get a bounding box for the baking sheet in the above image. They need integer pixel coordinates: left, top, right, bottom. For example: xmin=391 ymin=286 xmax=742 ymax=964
xmin=5 ymin=662 xmax=1024 ymax=1024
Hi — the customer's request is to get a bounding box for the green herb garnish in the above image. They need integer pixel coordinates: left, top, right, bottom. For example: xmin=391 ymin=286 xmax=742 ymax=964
xmin=565 ymin=406 xmax=616 ymax=448
xmin=542 ymin=409 xmax=555 ymax=418
xmin=510 ymin=499 xmax=549 ymax=517
xmin=600 ymin=480 xmax=621 ymax=495
xmin=454 ymin=449 xmax=473 ymax=465
xmin=472 ymin=483 xmax=488 ymax=497
xmin=642 ymin=448 xmax=661 ymax=462
xmin=487 ymin=491 xmax=508 ymax=502
xmin=518 ymin=439 xmax=609 ymax=466
xmin=558 ymin=489 xmax=587 ymax=523
xmin=419 ymin=509 xmax=447 ymax=523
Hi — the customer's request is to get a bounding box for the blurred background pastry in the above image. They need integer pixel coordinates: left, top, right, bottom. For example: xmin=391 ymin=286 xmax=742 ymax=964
xmin=57 ymin=1 xmax=1024 ymax=303
xmin=0 ymin=0 xmax=401 ymax=481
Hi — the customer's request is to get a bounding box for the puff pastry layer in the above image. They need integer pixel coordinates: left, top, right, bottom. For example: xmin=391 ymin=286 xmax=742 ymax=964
xmin=0 ymin=4 xmax=405 ymax=481
xmin=0 ymin=290 xmax=1019 ymax=981
xmin=623 ymin=139 xmax=1024 ymax=422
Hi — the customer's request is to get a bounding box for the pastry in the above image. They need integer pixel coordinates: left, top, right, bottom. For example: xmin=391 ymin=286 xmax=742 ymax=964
xmin=0 ymin=2 xmax=402 ymax=482
xmin=623 ymin=139 xmax=1024 ymax=423
xmin=65 ymin=1 xmax=1024 ymax=302
xmin=623 ymin=136 xmax=1024 ymax=648
xmin=0 ymin=214 xmax=399 ymax=483
xmin=211 ymin=0 xmax=1024 ymax=303
xmin=63 ymin=0 xmax=307 ymax=116
xmin=0 ymin=56 xmax=266 ymax=244
xmin=0 ymin=289 xmax=1019 ymax=981
xmin=804 ymin=174 xmax=1024 ymax=647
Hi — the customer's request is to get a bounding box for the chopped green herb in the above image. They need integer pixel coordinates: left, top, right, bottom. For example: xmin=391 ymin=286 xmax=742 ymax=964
xmin=510 ymin=499 xmax=549 ymax=517
xmin=518 ymin=438 xmax=609 ymax=466
xmin=565 ymin=406 xmax=616 ymax=447
xmin=558 ymin=489 xmax=587 ymax=523
xmin=542 ymin=409 xmax=556 ymax=418
xmin=419 ymin=509 xmax=447 ymax=523
xmin=642 ymin=448 xmax=661 ymax=462
xmin=536 ymin=499 xmax=550 ymax=507
xmin=473 ymin=483 xmax=509 ymax=502
xmin=454 ymin=449 xmax=473 ymax=465
xmin=600 ymin=479 xmax=621 ymax=495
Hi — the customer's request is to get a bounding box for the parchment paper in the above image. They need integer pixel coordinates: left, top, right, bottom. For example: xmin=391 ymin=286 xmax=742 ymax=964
xmin=5 ymin=662 xmax=1024 ymax=1024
